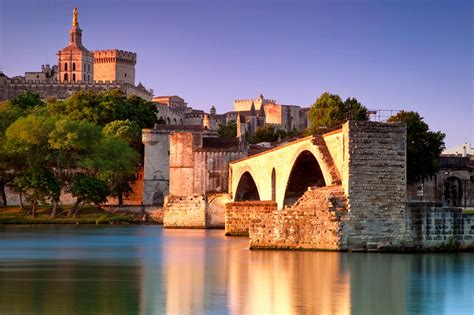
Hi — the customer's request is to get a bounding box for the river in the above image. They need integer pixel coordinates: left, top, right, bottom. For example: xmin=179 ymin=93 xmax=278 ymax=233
xmin=0 ymin=225 xmax=472 ymax=315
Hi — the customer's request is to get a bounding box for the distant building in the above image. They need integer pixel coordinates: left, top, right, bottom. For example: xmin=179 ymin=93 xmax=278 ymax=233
xmin=408 ymin=144 xmax=474 ymax=207
xmin=151 ymin=94 xmax=310 ymax=138
xmin=0 ymin=7 xmax=153 ymax=101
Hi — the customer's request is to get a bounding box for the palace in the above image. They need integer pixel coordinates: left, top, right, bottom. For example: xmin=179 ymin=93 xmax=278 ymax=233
xmin=0 ymin=7 xmax=153 ymax=101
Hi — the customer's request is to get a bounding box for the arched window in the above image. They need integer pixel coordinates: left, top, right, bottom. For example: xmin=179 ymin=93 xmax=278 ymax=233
xmin=64 ymin=63 xmax=68 ymax=71
xmin=167 ymin=117 xmax=171 ymax=125
xmin=64 ymin=73 xmax=68 ymax=81
xmin=84 ymin=74 xmax=86 ymax=81
xmin=173 ymin=118 xmax=177 ymax=125
xmin=72 ymin=73 xmax=76 ymax=82
xmin=72 ymin=63 xmax=76 ymax=71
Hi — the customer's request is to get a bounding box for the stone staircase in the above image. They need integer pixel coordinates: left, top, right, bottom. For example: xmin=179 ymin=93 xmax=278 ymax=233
xmin=312 ymin=135 xmax=342 ymax=185
xmin=250 ymin=185 xmax=348 ymax=250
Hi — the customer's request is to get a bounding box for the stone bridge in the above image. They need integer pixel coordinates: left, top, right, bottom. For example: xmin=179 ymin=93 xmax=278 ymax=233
xmin=229 ymin=129 xmax=346 ymax=210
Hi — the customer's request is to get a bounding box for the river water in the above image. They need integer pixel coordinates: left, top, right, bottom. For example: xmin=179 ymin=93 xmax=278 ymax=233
xmin=0 ymin=225 xmax=472 ymax=315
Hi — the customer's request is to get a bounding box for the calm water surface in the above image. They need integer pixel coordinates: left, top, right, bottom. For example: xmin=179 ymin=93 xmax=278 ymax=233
xmin=0 ymin=225 xmax=473 ymax=315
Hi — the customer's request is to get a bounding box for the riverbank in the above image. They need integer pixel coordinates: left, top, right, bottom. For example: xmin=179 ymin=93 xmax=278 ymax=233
xmin=0 ymin=206 xmax=147 ymax=224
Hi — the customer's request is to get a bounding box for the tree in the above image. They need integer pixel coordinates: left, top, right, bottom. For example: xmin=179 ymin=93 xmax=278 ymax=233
xmin=103 ymin=119 xmax=141 ymax=151
xmin=218 ymin=122 xmax=237 ymax=139
xmin=14 ymin=169 xmax=59 ymax=217
xmin=250 ymin=125 xmax=288 ymax=143
xmin=308 ymin=92 xmax=369 ymax=133
xmin=48 ymin=119 xmax=103 ymax=216
xmin=81 ymin=137 xmax=139 ymax=206
xmin=46 ymin=89 xmax=157 ymax=128
xmin=5 ymin=114 xmax=55 ymax=213
xmin=387 ymin=111 xmax=445 ymax=184
xmin=10 ymin=92 xmax=44 ymax=111
xmin=68 ymin=174 xmax=108 ymax=217
xmin=0 ymin=102 xmax=24 ymax=207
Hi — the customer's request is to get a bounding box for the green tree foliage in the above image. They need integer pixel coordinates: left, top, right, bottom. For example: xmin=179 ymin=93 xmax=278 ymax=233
xmin=5 ymin=114 xmax=55 ymax=169
xmin=103 ymin=119 xmax=141 ymax=150
xmin=1 ymin=90 xmax=151 ymax=211
xmin=46 ymin=89 xmax=157 ymax=128
xmin=250 ymin=125 xmax=290 ymax=143
xmin=308 ymin=92 xmax=369 ymax=133
xmin=218 ymin=122 xmax=237 ymax=139
xmin=81 ymin=137 xmax=139 ymax=206
xmin=9 ymin=92 xmax=44 ymax=111
xmin=14 ymin=170 xmax=59 ymax=217
xmin=69 ymin=174 xmax=109 ymax=217
xmin=388 ymin=111 xmax=445 ymax=184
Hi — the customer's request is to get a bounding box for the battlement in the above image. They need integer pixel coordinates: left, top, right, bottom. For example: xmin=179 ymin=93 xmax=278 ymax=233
xmin=93 ymin=49 xmax=137 ymax=64
xmin=234 ymin=98 xmax=276 ymax=104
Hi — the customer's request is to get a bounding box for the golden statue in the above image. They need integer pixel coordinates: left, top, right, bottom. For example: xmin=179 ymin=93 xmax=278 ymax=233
xmin=72 ymin=7 xmax=79 ymax=27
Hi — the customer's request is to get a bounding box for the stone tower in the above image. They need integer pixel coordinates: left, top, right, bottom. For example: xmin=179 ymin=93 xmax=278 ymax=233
xmin=93 ymin=49 xmax=137 ymax=85
xmin=57 ymin=7 xmax=94 ymax=83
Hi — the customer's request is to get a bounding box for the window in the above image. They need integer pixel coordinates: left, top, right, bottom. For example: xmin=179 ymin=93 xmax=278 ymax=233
xmin=64 ymin=63 xmax=68 ymax=71
xmin=72 ymin=73 xmax=76 ymax=82
xmin=64 ymin=73 xmax=68 ymax=81
xmin=73 ymin=63 xmax=76 ymax=71
xmin=125 ymin=73 xmax=127 ymax=77
xmin=84 ymin=74 xmax=86 ymax=81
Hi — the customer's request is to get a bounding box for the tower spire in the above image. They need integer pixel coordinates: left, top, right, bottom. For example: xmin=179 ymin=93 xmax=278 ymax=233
xmin=69 ymin=7 xmax=83 ymax=47
xmin=72 ymin=7 xmax=79 ymax=27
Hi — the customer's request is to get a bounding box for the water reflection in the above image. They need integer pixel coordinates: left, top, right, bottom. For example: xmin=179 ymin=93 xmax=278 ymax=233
xmin=0 ymin=226 xmax=473 ymax=315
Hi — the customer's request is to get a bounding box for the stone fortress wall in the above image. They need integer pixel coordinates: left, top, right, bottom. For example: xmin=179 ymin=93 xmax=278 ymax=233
xmin=93 ymin=49 xmax=137 ymax=85
xmin=162 ymin=131 xmax=247 ymax=228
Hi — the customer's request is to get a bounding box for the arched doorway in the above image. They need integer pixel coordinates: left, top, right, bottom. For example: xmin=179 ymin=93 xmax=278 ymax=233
xmin=235 ymin=172 xmax=260 ymax=201
xmin=444 ymin=176 xmax=463 ymax=207
xmin=284 ymin=150 xmax=325 ymax=206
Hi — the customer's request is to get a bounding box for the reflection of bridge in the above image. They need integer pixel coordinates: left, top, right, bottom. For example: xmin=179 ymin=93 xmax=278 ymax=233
xmin=229 ymin=131 xmax=345 ymax=210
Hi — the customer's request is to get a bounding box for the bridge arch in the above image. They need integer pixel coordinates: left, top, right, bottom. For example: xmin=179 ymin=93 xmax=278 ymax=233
xmin=283 ymin=150 xmax=325 ymax=206
xmin=229 ymin=136 xmax=341 ymax=209
xmin=234 ymin=171 xmax=260 ymax=201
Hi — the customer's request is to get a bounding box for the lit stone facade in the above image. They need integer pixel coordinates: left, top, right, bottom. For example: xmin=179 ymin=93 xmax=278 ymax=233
xmin=94 ymin=49 xmax=137 ymax=85
xmin=57 ymin=8 xmax=94 ymax=83
xmin=0 ymin=7 xmax=152 ymax=101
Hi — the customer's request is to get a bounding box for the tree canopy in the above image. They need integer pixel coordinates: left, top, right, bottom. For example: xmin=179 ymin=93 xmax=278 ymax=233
xmin=0 ymin=90 xmax=152 ymax=212
xmin=308 ymin=92 xmax=369 ymax=133
xmin=388 ymin=111 xmax=445 ymax=184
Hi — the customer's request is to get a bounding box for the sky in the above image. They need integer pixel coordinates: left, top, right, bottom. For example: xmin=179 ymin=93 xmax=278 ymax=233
xmin=1 ymin=0 xmax=472 ymax=147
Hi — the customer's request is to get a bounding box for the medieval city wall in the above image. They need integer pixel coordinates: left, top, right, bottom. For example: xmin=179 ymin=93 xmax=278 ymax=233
xmin=225 ymin=201 xmax=276 ymax=236
xmin=405 ymin=202 xmax=474 ymax=250
xmin=0 ymin=77 xmax=151 ymax=101
xmin=249 ymin=186 xmax=347 ymax=250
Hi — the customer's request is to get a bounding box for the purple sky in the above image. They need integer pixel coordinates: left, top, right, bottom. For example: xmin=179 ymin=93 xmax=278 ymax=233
xmin=1 ymin=0 xmax=472 ymax=147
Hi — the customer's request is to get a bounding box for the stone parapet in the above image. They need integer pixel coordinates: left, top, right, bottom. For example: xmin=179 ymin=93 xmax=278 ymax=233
xmin=225 ymin=201 xmax=276 ymax=236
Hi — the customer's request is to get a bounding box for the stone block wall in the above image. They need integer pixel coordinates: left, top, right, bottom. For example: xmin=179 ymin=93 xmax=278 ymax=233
xmin=163 ymin=195 xmax=207 ymax=228
xmin=225 ymin=201 xmax=276 ymax=236
xmin=343 ymin=121 xmax=407 ymax=250
xmin=406 ymin=202 xmax=474 ymax=250
xmin=249 ymin=186 xmax=347 ymax=250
